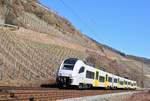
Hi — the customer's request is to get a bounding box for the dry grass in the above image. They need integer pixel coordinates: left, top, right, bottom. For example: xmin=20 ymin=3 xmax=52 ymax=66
xmin=126 ymin=92 xmax=150 ymax=101
xmin=3 ymin=0 xmax=97 ymax=50
xmin=6 ymin=0 xmax=76 ymax=35
xmin=0 ymin=28 xmax=86 ymax=86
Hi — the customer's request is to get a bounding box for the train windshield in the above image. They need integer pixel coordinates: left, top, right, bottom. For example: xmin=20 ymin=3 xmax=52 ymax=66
xmin=62 ymin=58 xmax=78 ymax=70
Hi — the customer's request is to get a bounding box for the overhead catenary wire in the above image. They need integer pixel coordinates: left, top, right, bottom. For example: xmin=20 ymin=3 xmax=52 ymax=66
xmin=58 ymin=0 xmax=97 ymax=36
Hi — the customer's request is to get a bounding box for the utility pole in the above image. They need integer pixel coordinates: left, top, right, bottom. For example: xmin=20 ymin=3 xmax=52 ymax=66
xmin=141 ymin=59 xmax=144 ymax=90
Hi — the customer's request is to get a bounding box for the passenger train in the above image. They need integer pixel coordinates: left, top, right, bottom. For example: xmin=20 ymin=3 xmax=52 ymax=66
xmin=56 ymin=58 xmax=137 ymax=89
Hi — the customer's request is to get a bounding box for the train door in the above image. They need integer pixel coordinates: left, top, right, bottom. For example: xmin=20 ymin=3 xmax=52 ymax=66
xmin=104 ymin=74 xmax=109 ymax=88
xmin=112 ymin=76 xmax=114 ymax=88
xmin=77 ymin=67 xmax=85 ymax=85
xmin=124 ymin=80 xmax=126 ymax=89
xmin=93 ymin=71 xmax=99 ymax=87
xmin=117 ymin=78 xmax=120 ymax=88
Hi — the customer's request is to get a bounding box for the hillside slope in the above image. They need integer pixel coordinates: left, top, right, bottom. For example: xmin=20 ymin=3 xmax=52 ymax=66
xmin=0 ymin=0 xmax=149 ymax=87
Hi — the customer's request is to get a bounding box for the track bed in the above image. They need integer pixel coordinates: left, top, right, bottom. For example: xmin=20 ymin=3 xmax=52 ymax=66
xmin=0 ymin=87 xmax=135 ymax=101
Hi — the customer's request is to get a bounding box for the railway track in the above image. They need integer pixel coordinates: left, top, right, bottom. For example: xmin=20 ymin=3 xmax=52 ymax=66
xmin=0 ymin=87 xmax=135 ymax=101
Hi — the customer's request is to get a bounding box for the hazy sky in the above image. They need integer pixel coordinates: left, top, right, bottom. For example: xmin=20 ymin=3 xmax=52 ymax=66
xmin=39 ymin=0 xmax=150 ymax=58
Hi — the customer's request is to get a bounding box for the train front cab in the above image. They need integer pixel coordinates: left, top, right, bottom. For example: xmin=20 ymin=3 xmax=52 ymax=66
xmin=56 ymin=58 xmax=79 ymax=87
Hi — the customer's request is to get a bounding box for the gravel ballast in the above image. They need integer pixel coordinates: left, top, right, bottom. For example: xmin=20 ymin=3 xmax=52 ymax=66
xmin=58 ymin=91 xmax=137 ymax=101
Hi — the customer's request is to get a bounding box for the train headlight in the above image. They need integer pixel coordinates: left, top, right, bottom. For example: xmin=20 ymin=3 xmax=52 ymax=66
xmin=59 ymin=73 xmax=62 ymax=76
xmin=69 ymin=74 xmax=72 ymax=78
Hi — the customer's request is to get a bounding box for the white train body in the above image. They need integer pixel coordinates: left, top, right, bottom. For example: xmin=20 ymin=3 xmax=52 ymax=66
xmin=56 ymin=58 xmax=137 ymax=89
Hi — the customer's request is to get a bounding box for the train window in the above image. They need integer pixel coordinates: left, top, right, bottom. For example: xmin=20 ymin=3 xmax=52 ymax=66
xmin=86 ymin=71 xmax=94 ymax=79
xmin=125 ymin=81 xmax=127 ymax=85
xmin=120 ymin=81 xmax=123 ymax=85
xmin=134 ymin=83 xmax=136 ymax=86
xmin=64 ymin=58 xmax=78 ymax=64
xmin=96 ymin=71 xmax=99 ymax=80
xmin=114 ymin=78 xmax=117 ymax=83
xmin=63 ymin=64 xmax=74 ymax=70
xmin=108 ymin=77 xmax=112 ymax=82
xmin=99 ymin=76 xmax=105 ymax=82
xmin=63 ymin=58 xmax=78 ymax=70
xmin=79 ymin=67 xmax=85 ymax=73
xmin=128 ymin=82 xmax=131 ymax=85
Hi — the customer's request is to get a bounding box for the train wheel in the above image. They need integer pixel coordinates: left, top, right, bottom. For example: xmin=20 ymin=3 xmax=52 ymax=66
xmin=62 ymin=84 xmax=67 ymax=88
xmin=105 ymin=86 xmax=110 ymax=90
xmin=78 ymin=83 xmax=83 ymax=90
xmin=87 ymin=84 xmax=92 ymax=89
